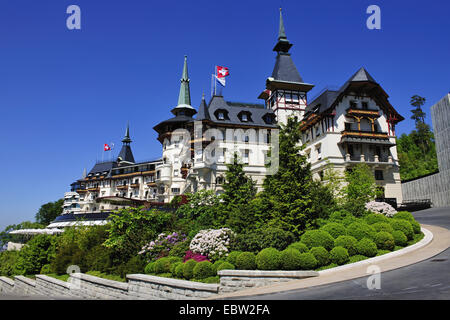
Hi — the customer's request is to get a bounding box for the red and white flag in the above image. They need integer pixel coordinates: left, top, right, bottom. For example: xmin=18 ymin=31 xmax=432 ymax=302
xmin=216 ymin=66 xmax=229 ymax=86
xmin=104 ymin=144 xmax=111 ymax=151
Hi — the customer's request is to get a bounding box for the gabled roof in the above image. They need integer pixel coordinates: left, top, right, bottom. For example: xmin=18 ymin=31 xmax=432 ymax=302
xmin=117 ymin=145 xmax=135 ymax=163
xmin=88 ymin=161 xmax=116 ymax=176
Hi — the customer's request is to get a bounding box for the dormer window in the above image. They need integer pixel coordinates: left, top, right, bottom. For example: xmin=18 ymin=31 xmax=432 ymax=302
xmin=238 ymin=111 xmax=252 ymax=123
xmin=362 ymin=101 xmax=368 ymax=110
xmin=350 ymin=101 xmax=357 ymax=108
xmin=262 ymin=113 xmax=276 ymax=125
xmin=242 ymin=113 xmax=248 ymax=122
xmin=214 ymin=109 xmax=229 ymax=121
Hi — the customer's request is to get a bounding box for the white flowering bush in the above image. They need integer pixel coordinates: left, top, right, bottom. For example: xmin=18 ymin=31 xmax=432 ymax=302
xmin=189 ymin=228 xmax=235 ymax=261
xmin=365 ymin=201 xmax=397 ymax=217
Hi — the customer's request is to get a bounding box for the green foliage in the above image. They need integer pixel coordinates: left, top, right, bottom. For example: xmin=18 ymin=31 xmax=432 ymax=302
xmin=309 ymin=247 xmax=330 ymax=267
xmin=86 ymin=271 xmax=125 ymax=282
xmin=182 ymin=259 xmax=197 ymax=280
xmin=346 ymin=222 xmax=376 ymax=241
xmin=193 ymin=261 xmax=215 ymax=279
xmin=411 ymin=221 xmax=421 ymax=234
xmin=234 ymin=226 xmax=295 ymax=252
xmin=168 ymin=240 xmax=190 ymax=258
xmin=287 ymin=242 xmax=308 ymax=253
xmin=328 ymin=210 xmax=359 ymax=227
xmin=342 ymin=164 xmax=380 ymax=216
xmin=235 ymin=252 xmax=257 ymax=270
xmin=279 ymin=248 xmax=302 ymax=270
xmin=316 ymin=263 xmax=338 ymax=271
xmin=376 ymin=250 xmax=390 ymax=256
xmin=15 ymin=234 xmax=56 ymax=275
xmin=216 ymin=262 xmax=235 ymax=271
xmin=212 ymin=260 xmax=226 ymax=273
xmin=115 ymin=255 xmax=146 ymax=278
xmin=320 ymin=222 xmax=347 ymax=239
xmin=174 ymin=263 xmax=185 ymax=278
xmin=300 ymin=230 xmax=334 ymax=251
xmin=334 ymin=236 xmax=358 ymax=256
xmin=154 ymin=257 xmax=172 ymax=274
xmin=255 ymin=248 xmax=281 ymax=270
xmin=104 ymin=207 xmax=175 ymax=261
xmin=348 ymin=255 xmax=368 ymax=263
xmin=329 ymin=246 xmax=350 ymax=265
xmin=0 ymin=221 xmax=45 ymax=247
xmin=390 ymin=219 xmax=414 ymax=240
xmin=364 ymin=213 xmax=389 ymax=225
xmin=226 ymin=251 xmax=243 ymax=265
xmin=393 ymin=211 xmax=415 ymax=222
xmin=374 ymin=232 xmax=395 ymax=251
xmin=372 ymin=222 xmax=394 ymax=234
xmin=40 ymin=264 xmax=51 ymax=274
xmin=355 ymin=238 xmax=378 ymax=257
xmin=298 ymin=252 xmax=318 ymax=270
xmin=144 ymin=261 xmax=156 ymax=274
xmin=35 ymin=199 xmax=64 ymax=225
xmin=392 ymin=230 xmax=408 ymax=246
xmin=0 ymin=250 xmax=20 ymax=276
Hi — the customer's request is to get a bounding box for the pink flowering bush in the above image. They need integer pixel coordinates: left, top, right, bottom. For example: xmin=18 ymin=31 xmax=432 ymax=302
xmin=183 ymin=250 xmax=209 ymax=262
xmin=365 ymin=201 xmax=397 ymax=217
xmin=189 ymin=228 xmax=236 ymax=262
xmin=138 ymin=232 xmax=187 ymax=261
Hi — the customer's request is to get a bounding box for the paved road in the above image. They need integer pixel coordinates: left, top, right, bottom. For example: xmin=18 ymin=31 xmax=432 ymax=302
xmin=237 ymin=207 xmax=450 ymax=300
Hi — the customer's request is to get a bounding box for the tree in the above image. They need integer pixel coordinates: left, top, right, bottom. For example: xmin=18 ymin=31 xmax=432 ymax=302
xmin=410 ymin=95 xmax=426 ymax=125
xmin=258 ymin=117 xmax=314 ymax=237
xmin=35 ymin=199 xmax=64 ymax=225
xmin=0 ymin=221 xmax=45 ymax=248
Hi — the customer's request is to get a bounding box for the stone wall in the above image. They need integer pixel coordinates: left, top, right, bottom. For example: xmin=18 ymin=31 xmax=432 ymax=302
xmin=69 ymin=273 xmax=129 ymax=300
xmin=218 ymin=270 xmax=319 ymax=293
xmin=0 ymin=276 xmax=15 ymax=294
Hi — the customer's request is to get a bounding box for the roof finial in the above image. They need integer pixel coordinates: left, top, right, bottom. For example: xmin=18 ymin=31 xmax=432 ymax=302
xmin=278 ymin=7 xmax=287 ymax=40
xmin=178 ymin=55 xmax=191 ymax=106
xmin=273 ymin=8 xmax=293 ymax=53
xmin=122 ymin=121 xmax=132 ymax=144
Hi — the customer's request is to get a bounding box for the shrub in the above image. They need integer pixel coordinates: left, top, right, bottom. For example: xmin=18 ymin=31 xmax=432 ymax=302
xmin=139 ymin=232 xmax=188 ymax=261
xmin=309 ymin=247 xmax=330 ymax=267
xmin=287 ymin=242 xmax=308 ymax=253
xmin=392 ymin=231 xmax=408 ymax=246
xmin=372 ymin=222 xmax=394 ymax=234
xmin=300 ymin=230 xmax=334 ymax=251
xmin=40 ymin=264 xmax=51 ymax=274
xmin=334 ymin=236 xmax=358 ymax=256
xmin=255 ymin=248 xmax=281 ymax=270
xmin=193 ymin=261 xmax=215 ymax=279
xmin=374 ymin=231 xmax=395 ymax=251
xmin=329 ymin=210 xmax=358 ymax=226
xmin=411 ymin=221 xmax=421 ymax=234
xmin=316 ymin=263 xmax=338 ymax=271
xmin=329 ymin=247 xmax=350 ymax=265
xmin=199 ymin=276 xmax=220 ymax=284
xmin=279 ymin=249 xmax=302 ymax=270
xmin=346 ymin=222 xmax=376 ymax=241
xmin=320 ymin=223 xmax=347 ymax=239
xmin=235 ymin=252 xmax=257 ymax=270
xmin=364 ymin=213 xmax=389 ymax=225
xmin=365 ymin=201 xmax=397 ymax=217
xmin=144 ymin=261 xmax=156 ymax=274
xmin=154 ymin=257 xmax=172 ymax=274
xmin=174 ymin=263 xmax=185 ymax=278
xmin=183 ymin=250 xmax=209 ymax=263
xmin=390 ymin=219 xmax=414 ymax=240
xmin=189 ymin=228 xmax=236 ymax=261
xmin=0 ymin=250 xmax=20 ymax=277
xmin=15 ymin=234 xmax=56 ymax=275
xmin=348 ymin=255 xmax=368 ymax=263
xmin=393 ymin=211 xmax=415 ymax=222
xmin=116 ymin=255 xmax=146 ymax=278
xmin=376 ymin=250 xmax=390 ymax=256
xmin=168 ymin=240 xmax=190 ymax=258
xmin=170 ymin=261 xmax=183 ymax=275
xmin=298 ymin=252 xmax=318 ymax=270
xmin=212 ymin=260 xmax=226 ymax=273
xmin=226 ymin=251 xmax=243 ymax=265
xmin=356 ymin=238 xmax=377 ymax=257
xmin=216 ymin=262 xmax=235 ymax=271
xmin=234 ymin=226 xmax=295 ymax=252
xmin=182 ymin=259 xmax=197 ymax=280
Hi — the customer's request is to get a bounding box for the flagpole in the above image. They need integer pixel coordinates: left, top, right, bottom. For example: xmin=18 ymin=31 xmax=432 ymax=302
xmin=211 ymin=74 xmax=213 ymax=99
xmin=214 ymin=65 xmax=217 ymax=96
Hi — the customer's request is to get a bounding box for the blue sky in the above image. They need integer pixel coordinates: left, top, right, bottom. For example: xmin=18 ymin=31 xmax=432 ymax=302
xmin=0 ymin=0 xmax=449 ymax=230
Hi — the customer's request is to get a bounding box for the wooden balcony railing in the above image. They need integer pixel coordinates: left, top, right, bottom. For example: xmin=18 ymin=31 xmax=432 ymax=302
xmin=116 ymin=185 xmax=128 ymax=190
xmin=341 ymin=130 xmax=388 ymax=139
xmin=346 ymin=108 xmax=380 ymax=117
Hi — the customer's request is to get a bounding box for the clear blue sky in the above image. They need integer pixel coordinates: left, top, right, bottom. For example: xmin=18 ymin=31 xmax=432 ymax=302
xmin=0 ymin=0 xmax=449 ymax=230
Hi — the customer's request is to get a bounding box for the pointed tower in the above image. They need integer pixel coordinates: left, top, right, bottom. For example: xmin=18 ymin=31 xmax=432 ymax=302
xmin=196 ymin=93 xmax=210 ymax=121
xmin=117 ymin=122 xmax=135 ymax=164
xmin=259 ymin=8 xmax=314 ymax=125
xmin=171 ymin=55 xmax=197 ymax=118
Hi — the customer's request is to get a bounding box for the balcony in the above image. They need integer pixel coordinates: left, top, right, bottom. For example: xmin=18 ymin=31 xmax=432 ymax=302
xmin=346 ymin=108 xmax=380 ymax=118
xmin=345 ymin=154 xmax=394 ymax=167
xmin=340 ymin=130 xmax=394 ymax=146
xmin=342 ymin=130 xmax=388 ymax=139
xmin=116 ymin=185 xmax=128 ymax=190
xmin=76 ymin=189 xmax=87 ymax=194
xmin=155 ymin=164 xmax=172 ymax=184
xmin=87 ymin=187 xmax=100 ymax=192
xmin=130 ymin=183 xmax=140 ymax=189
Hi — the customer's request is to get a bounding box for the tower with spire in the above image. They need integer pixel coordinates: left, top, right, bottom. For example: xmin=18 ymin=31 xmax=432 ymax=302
xmin=117 ymin=122 xmax=135 ymax=165
xmin=259 ymin=8 xmax=314 ymax=125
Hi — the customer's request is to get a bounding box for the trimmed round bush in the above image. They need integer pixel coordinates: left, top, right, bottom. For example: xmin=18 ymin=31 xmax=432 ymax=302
xmin=348 ymin=255 xmax=368 ymax=263
xmin=374 ymin=231 xmax=395 ymax=251
xmin=154 ymin=257 xmax=171 ymax=274
xmin=393 ymin=211 xmax=415 ymax=222
xmin=364 ymin=213 xmax=389 ymax=225
xmin=390 ymin=219 xmax=414 ymax=240
xmin=356 ymin=238 xmax=378 ymax=257
xmin=279 ymin=248 xmax=302 ymax=270
xmin=411 ymin=221 xmax=421 ymax=234
xmin=235 ymin=252 xmax=257 ymax=270
xmin=300 ymin=230 xmax=334 ymax=251
xmin=346 ymin=222 xmax=376 ymax=241
xmin=216 ymin=261 xmax=235 ymax=271
xmin=320 ymin=223 xmax=347 ymax=239
xmin=392 ymin=230 xmax=408 ymax=246
xmin=170 ymin=261 xmax=183 ymax=275
xmin=168 ymin=256 xmax=183 ymax=264
xmin=174 ymin=263 xmax=184 ymax=278
xmin=40 ymin=264 xmax=51 ymax=274
xmin=287 ymin=241 xmax=308 ymax=253
xmin=226 ymin=251 xmax=243 ymax=265
xmin=334 ymin=235 xmax=358 ymax=256
xmin=212 ymin=260 xmax=226 ymax=273
xmin=193 ymin=261 xmax=215 ymax=279
xmin=298 ymin=252 xmax=318 ymax=270
xmin=144 ymin=261 xmax=156 ymax=274
xmin=376 ymin=250 xmax=390 ymax=256
xmin=317 ymin=263 xmax=338 ymax=271
xmin=309 ymin=247 xmax=330 ymax=267
xmin=372 ymin=222 xmax=394 ymax=234
xmin=182 ymin=259 xmax=197 ymax=279
xmin=255 ymin=248 xmax=281 ymax=270
xmin=329 ymin=246 xmax=349 ymax=265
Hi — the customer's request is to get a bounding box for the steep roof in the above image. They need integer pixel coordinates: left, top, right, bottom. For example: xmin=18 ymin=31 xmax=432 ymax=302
xmin=117 ymin=145 xmax=135 ymax=163
xmin=271 ymin=53 xmax=303 ymax=83
xmin=195 ymin=94 xmax=210 ymax=121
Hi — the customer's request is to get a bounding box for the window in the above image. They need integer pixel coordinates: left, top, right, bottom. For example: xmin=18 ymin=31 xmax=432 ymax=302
xmin=375 ymin=170 xmax=384 ymax=180
xmin=242 ymin=113 xmax=248 ymax=122
xmin=174 ymin=169 xmax=179 ymax=176
xmin=243 ymin=150 xmax=249 ymax=164
xmin=218 ymin=112 xmax=225 ymax=120
xmin=350 ymin=101 xmax=357 ymax=108
xmin=171 ymin=188 xmax=180 ymax=194
xmin=345 ymin=122 xmax=352 ymax=131
xmin=362 ymin=101 xmax=368 ymax=109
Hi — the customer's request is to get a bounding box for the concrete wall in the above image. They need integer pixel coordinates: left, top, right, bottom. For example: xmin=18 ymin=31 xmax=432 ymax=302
xmin=402 ymin=94 xmax=450 ymax=207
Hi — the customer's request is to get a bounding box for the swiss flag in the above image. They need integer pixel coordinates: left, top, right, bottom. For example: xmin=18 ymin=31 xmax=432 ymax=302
xmin=104 ymin=144 xmax=111 ymax=151
xmin=216 ymin=66 xmax=229 ymax=78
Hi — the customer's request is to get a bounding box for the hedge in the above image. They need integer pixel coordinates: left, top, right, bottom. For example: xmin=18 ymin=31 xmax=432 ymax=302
xmin=182 ymin=259 xmax=197 ymax=279
xmin=235 ymin=252 xmax=257 ymax=270
xmin=356 ymin=238 xmax=378 ymax=257
xmin=255 ymin=248 xmax=281 ymax=270
xmin=334 ymin=235 xmax=358 ymax=256
xmin=309 ymin=247 xmax=330 ymax=267
xmin=346 ymin=222 xmax=376 ymax=241
xmin=300 ymin=230 xmax=334 ymax=251
xmin=392 ymin=230 xmax=408 ymax=246
xmin=320 ymin=223 xmax=347 ymax=239
xmin=374 ymin=231 xmax=395 ymax=251
xmin=329 ymin=247 xmax=349 ymax=265
xmin=298 ymin=252 xmax=318 ymax=270
xmin=287 ymin=242 xmax=308 ymax=253
xmin=390 ymin=219 xmax=414 ymax=240
xmin=372 ymin=222 xmax=394 ymax=234
xmin=193 ymin=261 xmax=215 ymax=279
